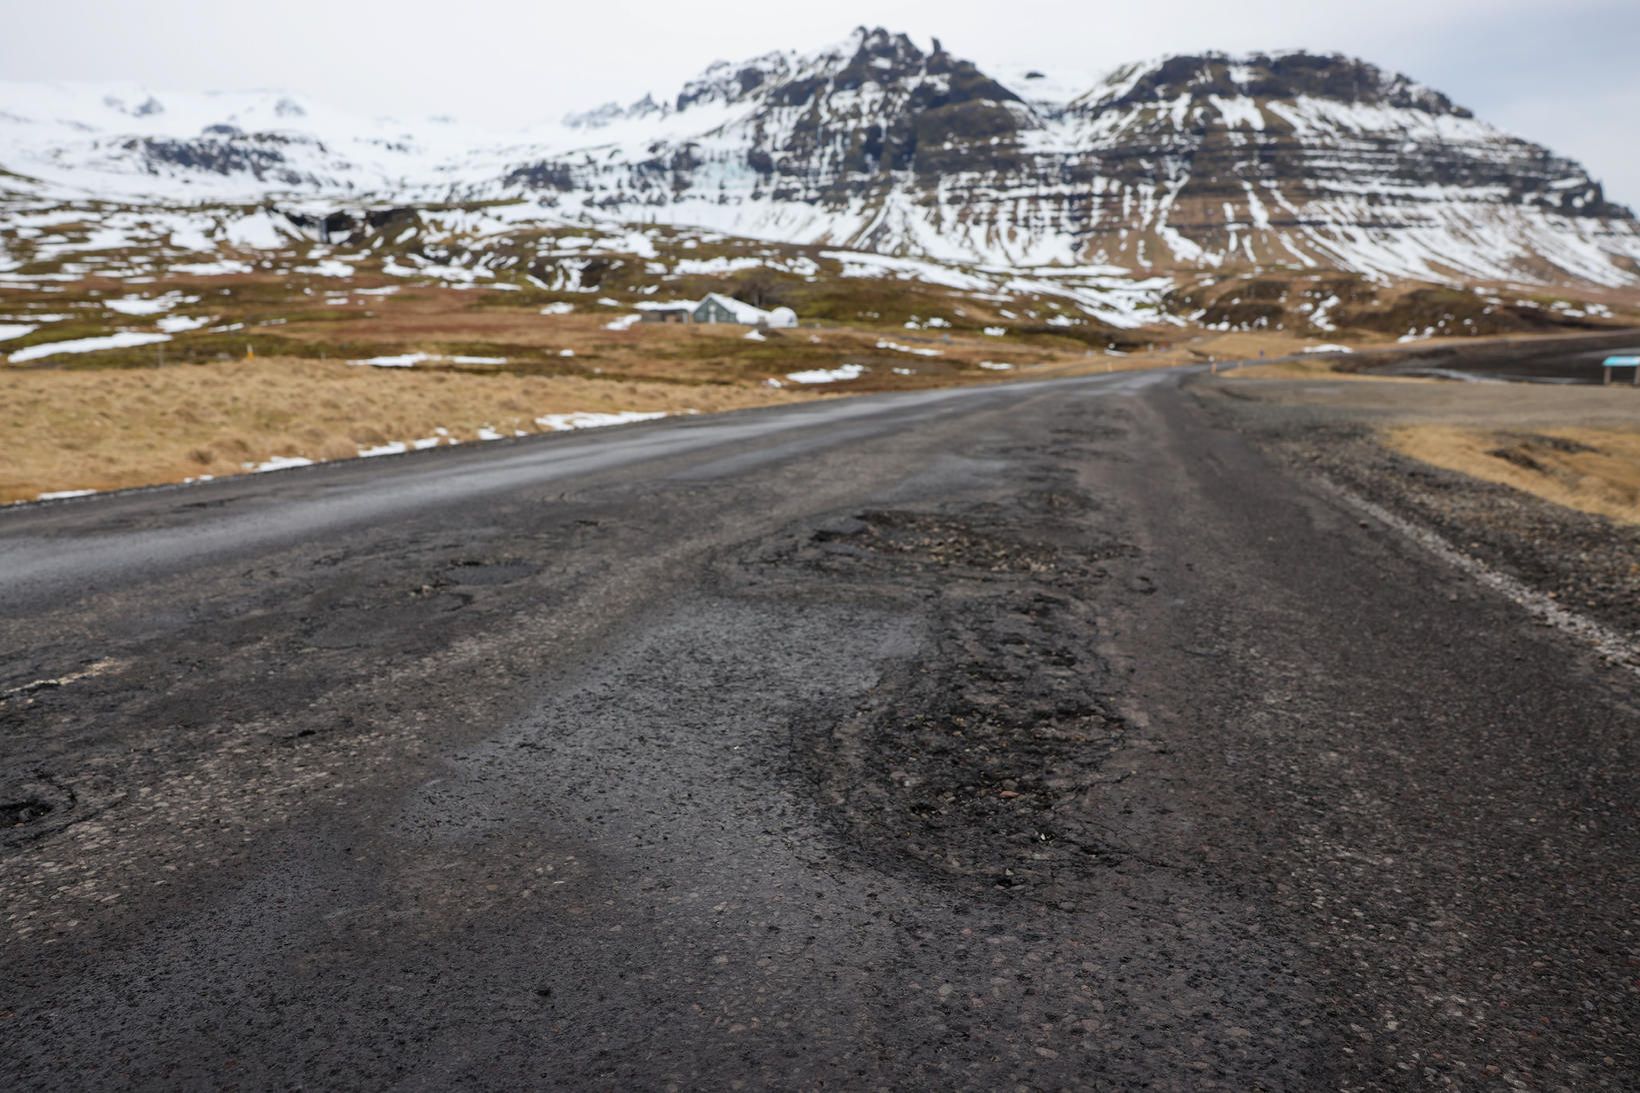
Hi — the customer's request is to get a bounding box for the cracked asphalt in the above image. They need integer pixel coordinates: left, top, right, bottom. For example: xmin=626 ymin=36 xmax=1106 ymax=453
xmin=2 ymin=368 xmax=1635 ymax=1089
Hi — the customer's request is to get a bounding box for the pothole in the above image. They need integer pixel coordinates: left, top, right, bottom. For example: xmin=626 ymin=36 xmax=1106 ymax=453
xmin=444 ymin=560 xmax=538 ymax=587
xmin=2 ymin=798 xmax=55 ymax=827
xmin=0 ymin=777 xmax=78 ymax=846
xmin=803 ymin=509 xmax=1071 ymax=575
xmin=801 ymin=590 xmax=1144 ymax=904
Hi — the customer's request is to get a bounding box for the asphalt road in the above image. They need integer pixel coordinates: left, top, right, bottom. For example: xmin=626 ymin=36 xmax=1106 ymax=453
xmin=1364 ymin=329 xmax=1640 ymax=384
xmin=2 ymin=369 xmax=1635 ymax=1089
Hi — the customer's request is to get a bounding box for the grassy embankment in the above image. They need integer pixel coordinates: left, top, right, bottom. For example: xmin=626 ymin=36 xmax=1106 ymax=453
xmin=0 ymin=358 xmax=811 ymax=504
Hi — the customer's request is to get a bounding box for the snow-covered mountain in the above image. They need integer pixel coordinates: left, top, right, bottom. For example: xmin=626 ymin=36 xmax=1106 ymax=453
xmin=2 ymin=29 xmax=1636 ymax=288
xmin=0 ymin=80 xmax=535 ymax=199
xmin=494 ymin=32 xmax=1638 ymax=285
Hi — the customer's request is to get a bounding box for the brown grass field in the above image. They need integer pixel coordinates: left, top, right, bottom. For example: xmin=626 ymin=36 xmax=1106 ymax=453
xmin=1386 ymin=424 xmax=1640 ymax=525
xmin=0 ymin=358 xmax=808 ymax=504
xmin=6 ymin=240 xmax=1634 ymax=505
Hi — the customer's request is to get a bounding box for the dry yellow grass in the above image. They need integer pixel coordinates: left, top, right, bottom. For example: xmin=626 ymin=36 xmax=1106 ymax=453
xmin=1386 ymin=424 xmax=1640 ymax=525
xmin=0 ymin=357 xmax=809 ymax=503
xmin=1046 ymin=331 xmax=1384 ymax=380
xmin=989 ymin=331 xmax=1350 ymax=380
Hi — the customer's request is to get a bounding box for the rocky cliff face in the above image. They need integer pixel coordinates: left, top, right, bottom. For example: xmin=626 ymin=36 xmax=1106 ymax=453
xmin=496 ymin=31 xmax=1637 ymax=285
xmin=1042 ymin=51 xmax=1631 ymax=280
xmin=502 ymin=31 xmax=1042 ymax=244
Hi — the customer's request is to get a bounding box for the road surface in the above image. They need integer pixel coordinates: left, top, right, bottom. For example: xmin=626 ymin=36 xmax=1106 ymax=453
xmin=2 ymin=368 xmax=1635 ymax=1088
xmin=1365 ymin=329 xmax=1640 ymax=384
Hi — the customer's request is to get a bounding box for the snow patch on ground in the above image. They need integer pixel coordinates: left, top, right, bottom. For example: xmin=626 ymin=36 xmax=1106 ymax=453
xmin=785 ymin=363 xmax=866 ymax=384
xmin=534 ymin=410 xmax=670 ymax=430
xmin=9 ymin=331 xmax=171 ymax=362
xmin=247 ymin=454 xmax=316 ymax=473
xmin=672 ymin=256 xmax=763 ymax=276
xmin=295 ymin=258 xmax=354 ymax=277
xmin=169 ymin=259 xmax=254 ymax=276
xmin=351 ymin=352 xmax=434 ymax=368
xmin=353 ymin=352 xmax=512 ymax=367
xmin=223 ymin=212 xmax=289 ymax=250
xmin=105 ymin=292 xmax=196 ymax=315
xmin=875 ymin=339 xmax=942 ymax=357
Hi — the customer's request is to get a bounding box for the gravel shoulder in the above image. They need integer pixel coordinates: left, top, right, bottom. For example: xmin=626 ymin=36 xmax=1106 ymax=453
xmin=1197 ymin=374 xmax=1640 ymax=641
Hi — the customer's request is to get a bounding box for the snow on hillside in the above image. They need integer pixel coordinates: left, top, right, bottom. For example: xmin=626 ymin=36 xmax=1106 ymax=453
xmin=989 ymin=64 xmax=1101 ymax=112
xmin=480 ymin=35 xmax=1640 ymax=286
xmin=0 ymin=32 xmax=1636 ymax=290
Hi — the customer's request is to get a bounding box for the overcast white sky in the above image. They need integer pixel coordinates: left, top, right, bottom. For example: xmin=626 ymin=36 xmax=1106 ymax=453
xmin=4 ymin=0 xmax=1636 ymax=205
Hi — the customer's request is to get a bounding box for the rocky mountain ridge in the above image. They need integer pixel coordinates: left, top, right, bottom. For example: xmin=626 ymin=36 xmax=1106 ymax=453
xmin=1 ymin=29 xmax=1636 ymax=289
xmin=495 ymin=30 xmax=1635 ymax=285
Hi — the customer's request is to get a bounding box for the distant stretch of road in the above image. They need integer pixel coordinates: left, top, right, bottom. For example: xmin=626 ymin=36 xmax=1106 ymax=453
xmin=1366 ymin=328 xmax=1640 ymax=383
xmin=3 ymin=365 xmax=1634 ymax=1087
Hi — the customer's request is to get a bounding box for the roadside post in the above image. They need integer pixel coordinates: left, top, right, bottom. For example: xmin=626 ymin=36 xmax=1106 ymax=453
xmin=1601 ymin=355 xmax=1639 ymax=386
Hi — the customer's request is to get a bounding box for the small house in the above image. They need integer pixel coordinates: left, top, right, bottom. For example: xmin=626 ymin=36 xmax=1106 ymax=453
xmin=689 ymin=294 xmax=799 ymax=328
xmin=627 ymin=294 xmax=800 ymax=328
xmin=693 ymin=293 xmax=770 ymax=326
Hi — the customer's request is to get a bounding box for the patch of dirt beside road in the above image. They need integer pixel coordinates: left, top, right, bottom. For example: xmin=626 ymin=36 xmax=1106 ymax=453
xmin=1198 ymin=376 xmax=1640 ymax=640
